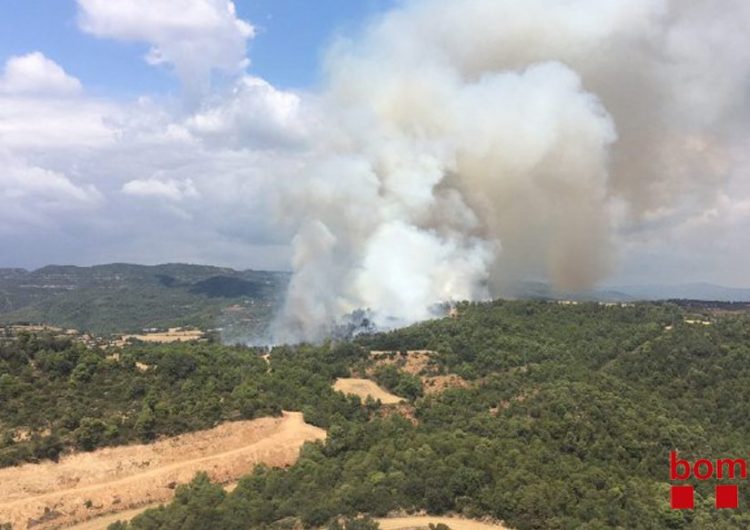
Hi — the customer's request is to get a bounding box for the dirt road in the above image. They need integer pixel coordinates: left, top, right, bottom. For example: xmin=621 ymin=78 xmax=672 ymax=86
xmin=0 ymin=412 xmax=325 ymax=529
xmin=65 ymin=484 xmax=239 ymax=530
xmin=376 ymin=515 xmax=512 ymax=530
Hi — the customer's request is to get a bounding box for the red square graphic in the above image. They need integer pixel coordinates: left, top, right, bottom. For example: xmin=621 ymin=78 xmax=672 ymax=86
xmin=671 ymin=485 xmax=694 ymax=509
xmin=716 ymin=484 xmax=739 ymax=509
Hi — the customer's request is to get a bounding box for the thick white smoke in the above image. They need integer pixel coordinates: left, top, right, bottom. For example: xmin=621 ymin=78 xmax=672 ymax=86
xmin=274 ymin=0 xmax=750 ymax=342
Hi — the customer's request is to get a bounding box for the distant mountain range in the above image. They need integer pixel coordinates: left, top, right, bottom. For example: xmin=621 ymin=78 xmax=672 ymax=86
xmin=608 ymin=282 xmax=750 ymax=302
xmin=509 ymin=281 xmax=750 ymax=303
xmin=0 ymin=263 xmax=289 ymax=336
xmin=1 ymin=263 xmax=748 ymax=336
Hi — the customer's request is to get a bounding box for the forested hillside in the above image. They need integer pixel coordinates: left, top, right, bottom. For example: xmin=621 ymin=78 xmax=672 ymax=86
xmin=3 ymin=300 xmax=750 ymax=529
xmin=0 ymin=264 xmax=288 ymax=336
xmin=0 ymin=332 xmax=366 ymax=468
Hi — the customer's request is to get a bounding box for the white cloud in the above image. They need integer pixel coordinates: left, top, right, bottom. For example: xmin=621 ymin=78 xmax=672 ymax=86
xmin=0 ymin=47 xmax=301 ymax=269
xmin=0 ymin=152 xmax=100 ymax=204
xmin=186 ymin=76 xmax=308 ymax=149
xmin=0 ymin=96 xmax=118 ymax=151
xmin=0 ymin=53 xmax=117 ymax=153
xmin=0 ymin=52 xmax=81 ymax=95
xmin=122 ymin=177 xmax=199 ymax=201
xmin=77 ymin=0 xmax=253 ymax=98
xmin=0 ymin=150 xmax=102 ymax=233
xmin=0 ymin=7 xmax=301 ymax=270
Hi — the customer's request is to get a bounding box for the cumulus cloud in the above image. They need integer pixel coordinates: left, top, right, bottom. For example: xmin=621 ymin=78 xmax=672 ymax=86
xmin=0 ymin=53 xmax=117 ymax=153
xmin=0 ymin=96 xmax=118 ymax=152
xmin=77 ymin=0 xmax=253 ymax=99
xmin=0 ymin=52 xmax=82 ymax=95
xmin=0 ymin=66 xmax=301 ymax=270
xmin=0 ymin=150 xmax=102 ymax=233
xmin=122 ymin=177 xmax=199 ymax=201
xmin=0 ymin=61 xmax=303 ymax=271
xmin=186 ymin=76 xmax=308 ymax=149
xmin=0 ymin=4 xmax=308 ymax=274
xmin=0 ymin=152 xmax=100 ymax=204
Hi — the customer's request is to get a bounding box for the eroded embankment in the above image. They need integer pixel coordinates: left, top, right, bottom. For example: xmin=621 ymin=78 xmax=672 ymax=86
xmin=0 ymin=411 xmax=326 ymax=530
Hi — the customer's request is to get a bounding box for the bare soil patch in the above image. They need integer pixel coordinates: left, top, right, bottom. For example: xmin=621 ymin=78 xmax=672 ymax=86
xmin=333 ymin=378 xmax=404 ymax=404
xmin=370 ymin=350 xmax=469 ymax=396
xmin=0 ymin=412 xmax=325 ymax=530
xmin=370 ymin=350 xmax=433 ymax=376
xmin=422 ymin=374 xmax=469 ymax=395
xmin=379 ymin=403 xmax=419 ymax=425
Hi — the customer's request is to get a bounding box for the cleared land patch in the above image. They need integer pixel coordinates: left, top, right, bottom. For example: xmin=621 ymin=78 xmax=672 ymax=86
xmin=0 ymin=412 xmax=325 ymax=530
xmin=333 ymin=377 xmax=405 ymax=404
xmin=370 ymin=350 xmax=434 ymax=375
xmin=370 ymin=350 xmax=469 ymax=395
xmin=115 ymin=327 xmax=205 ymax=345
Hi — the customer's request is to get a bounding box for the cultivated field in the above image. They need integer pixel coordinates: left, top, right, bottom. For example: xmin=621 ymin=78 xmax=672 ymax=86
xmin=333 ymin=377 xmax=404 ymax=404
xmin=0 ymin=412 xmax=325 ymax=529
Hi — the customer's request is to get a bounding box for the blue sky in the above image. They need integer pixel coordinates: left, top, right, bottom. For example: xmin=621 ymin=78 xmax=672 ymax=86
xmin=0 ymin=0 xmax=396 ymax=96
xmin=238 ymin=0 xmax=398 ymax=89
xmin=0 ymin=0 xmax=407 ymax=273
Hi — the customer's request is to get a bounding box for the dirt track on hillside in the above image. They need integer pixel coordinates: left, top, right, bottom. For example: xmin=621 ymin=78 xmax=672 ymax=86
xmin=0 ymin=412 xmax=325 ymax=530
xmin=65 ymin=506 xmax=154 ymax=530
xmin=66 ymin=484 xmax=239 ymax=530
xmin=376 ymin=515 xmax=512 ymax=530
xmin=70 ymin=513 xmax=514 ymax=530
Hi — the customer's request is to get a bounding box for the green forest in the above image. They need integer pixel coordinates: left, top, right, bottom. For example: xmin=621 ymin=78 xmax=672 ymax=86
xmin=2 ymin=300 xmax=750 ymax=529
xmin=0 ymin=264 xmax=287 ymax=336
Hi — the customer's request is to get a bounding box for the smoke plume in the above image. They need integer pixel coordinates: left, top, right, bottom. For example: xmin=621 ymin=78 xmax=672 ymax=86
xmin=274 ymin=0 xmax=750 ymax=342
